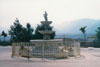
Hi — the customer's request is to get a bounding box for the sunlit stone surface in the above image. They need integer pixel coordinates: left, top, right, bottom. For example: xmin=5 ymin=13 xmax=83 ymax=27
xmin=0 ymin=47 xmax=100 ymax=67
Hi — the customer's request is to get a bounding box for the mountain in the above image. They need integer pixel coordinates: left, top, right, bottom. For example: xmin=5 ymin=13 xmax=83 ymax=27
xmin=55 ymin=19 xmax=100 ymax=35
xmin=0 ymin=35 xmax=11 ymax=41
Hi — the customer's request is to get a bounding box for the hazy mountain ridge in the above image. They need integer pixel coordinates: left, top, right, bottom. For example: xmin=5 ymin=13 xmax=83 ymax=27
xmin=56 ymin=19 xmax=100 ymax=35
xmin=73 ymin=19 xmax=100 ymax=34
xmin=0 ymin=35 xmax=11 ymax=41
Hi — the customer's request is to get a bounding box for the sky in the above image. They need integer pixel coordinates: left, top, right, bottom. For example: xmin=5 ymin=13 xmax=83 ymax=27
xmin=0 ymin=0 xmax=100 ymax=34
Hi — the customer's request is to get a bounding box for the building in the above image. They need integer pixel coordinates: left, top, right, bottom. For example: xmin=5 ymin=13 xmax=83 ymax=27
xmin=87 ymin=35 xmax=97 ymax=42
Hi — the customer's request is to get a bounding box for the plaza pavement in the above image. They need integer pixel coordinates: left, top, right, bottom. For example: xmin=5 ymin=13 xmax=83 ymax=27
xmin=0 ymin=46 xmax=100 ymax=67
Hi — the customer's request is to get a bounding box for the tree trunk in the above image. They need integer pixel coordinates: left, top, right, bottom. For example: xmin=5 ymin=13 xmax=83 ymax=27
xmin=4 ymin=37 xmax=5 ymax=42
xmin=84 ymin=33 xmax=86 ymax=41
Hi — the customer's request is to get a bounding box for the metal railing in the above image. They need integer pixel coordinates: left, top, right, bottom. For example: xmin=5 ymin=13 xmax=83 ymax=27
xmin=12 ymin=40 xmax=80 ymax=61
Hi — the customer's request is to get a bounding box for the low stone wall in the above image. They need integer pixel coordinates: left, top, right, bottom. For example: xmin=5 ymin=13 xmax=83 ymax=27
xmin=80 ymin=41 xmax=94 ymax=47
xmin=80 ymin=41 xmax=100 ymax=47
xmin=93 ymin=42 xmax=100 ymax=47
xmin=12 ymin=39 xmax=80 ymax=60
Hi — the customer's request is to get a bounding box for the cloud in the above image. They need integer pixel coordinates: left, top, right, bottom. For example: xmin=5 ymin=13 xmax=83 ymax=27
xmin=0 ymin=0 xmax=100 ymax=34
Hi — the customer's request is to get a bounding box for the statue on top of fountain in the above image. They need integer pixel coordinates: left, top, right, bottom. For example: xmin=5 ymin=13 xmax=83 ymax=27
xmin=43 ymin=11 xmax=48 ymax=21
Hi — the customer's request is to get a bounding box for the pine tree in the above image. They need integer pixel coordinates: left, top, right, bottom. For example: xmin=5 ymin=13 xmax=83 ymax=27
xmin=9 ymin=18 xmax=34 ymax=42
xmin=9 ymin=18 xmax=26 ymax=42
xmin=26 ymin=23 xmax=34 ymax=41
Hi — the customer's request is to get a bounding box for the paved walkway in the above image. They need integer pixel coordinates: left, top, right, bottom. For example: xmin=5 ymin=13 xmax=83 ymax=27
xmin=0 ymin=46 xmax=100 ymax=67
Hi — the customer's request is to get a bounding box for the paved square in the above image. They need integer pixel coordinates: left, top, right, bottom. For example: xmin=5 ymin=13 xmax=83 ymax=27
xmin=0 ymin=46 xmax=100 ymax=67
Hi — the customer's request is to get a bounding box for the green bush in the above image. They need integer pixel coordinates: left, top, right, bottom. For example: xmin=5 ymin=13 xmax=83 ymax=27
xmin=0 ymin=41 xmax=12 ymax=46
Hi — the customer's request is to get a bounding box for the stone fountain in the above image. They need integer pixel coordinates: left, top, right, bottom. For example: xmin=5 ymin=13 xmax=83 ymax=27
xmin=30 ymin=11 xmax=70 ymax=58
xmin=30 ymin=11 xmax=80 ymax=59
xmin=38 ymin=11 xmax=53 ymax=40
xmin=12 ymin=11 xmax=80 ymax=60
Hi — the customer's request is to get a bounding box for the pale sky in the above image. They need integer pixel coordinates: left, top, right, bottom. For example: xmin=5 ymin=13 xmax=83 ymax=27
xmin=0 ymin=0 xmax=100 ymax=34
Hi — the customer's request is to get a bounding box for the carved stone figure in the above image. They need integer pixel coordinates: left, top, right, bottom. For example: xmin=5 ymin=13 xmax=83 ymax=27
xmin=43 ymin=11 xmax=48 ymax=21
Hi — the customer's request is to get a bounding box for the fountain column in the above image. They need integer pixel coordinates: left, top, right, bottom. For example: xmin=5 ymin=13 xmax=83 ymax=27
xmin=38 ymin=11 xmax=54 ymax=40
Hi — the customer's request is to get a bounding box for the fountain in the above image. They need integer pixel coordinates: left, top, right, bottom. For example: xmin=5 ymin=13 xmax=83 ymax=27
xmin=38 ymin=11 xmax=53 ymax=40
xmin=12 ymin=11 xmax=80 ymax=60
xmin=30 ymin=11 xmax=80 ymax=58
xmin=30 ymin=11 xmax=68 ymax=58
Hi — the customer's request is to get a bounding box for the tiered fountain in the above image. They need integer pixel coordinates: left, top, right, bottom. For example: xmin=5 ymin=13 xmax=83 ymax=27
xmin=30 ymin=11 xmax=80 ymax=59
xmin=12 ymin=11 xmax=80 ymax=60
xmin=38 ymin=11 xmax=53 ymax=40
xmin=30 ymin=11 xmax=67 ymax=58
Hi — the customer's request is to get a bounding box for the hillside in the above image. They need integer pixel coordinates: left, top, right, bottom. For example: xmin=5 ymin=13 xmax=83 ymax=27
xmin=55 ymin=19 xmax=100 ymax=35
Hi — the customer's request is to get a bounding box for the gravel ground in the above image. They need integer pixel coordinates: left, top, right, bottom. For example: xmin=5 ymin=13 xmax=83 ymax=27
xmin=0 ymin=46 xmax=100 ymax=67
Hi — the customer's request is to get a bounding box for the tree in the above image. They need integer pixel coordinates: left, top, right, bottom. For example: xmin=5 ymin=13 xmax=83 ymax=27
xmin=1 ymin=30 xmax=7 ymax=41
xmin=80 ymin=26 xmax=87 ymax=41
xmin=9 ymin=18 xmax=23 ymax=42
xmin=9 ymin=18 xmax=34 ymax=42
xmin=26 ymin=23 xmax=34 ymax=41
xmin=34 ymin=24 xmax=56 ymax=39
xmin=9 ymin=18 xmax=26 ymax=42
xmin=34 ymin=24 xmax=44 ymax=39
xmin=96 ymin=27 xmax=100 ymax=42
